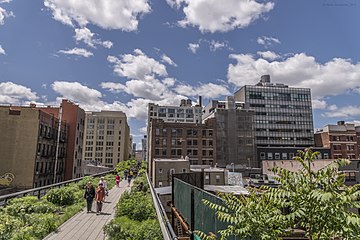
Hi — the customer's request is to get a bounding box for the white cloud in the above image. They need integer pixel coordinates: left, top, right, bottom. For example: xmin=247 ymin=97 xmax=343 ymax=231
xmin=0 ymin=44 xmax=5 ymax=55
xmin=161 ymin=54 xmax=177 ymax=67
xmin=175 ymin=83 xmax=230 ymax=98
xmin=257 ymin=51 xmax=280 ymax=60
xmin=107 ymin=49 xmax=167 ymax=79
xmin=322 ymin=105 xmax=360 ymax=118
xmin=188 ymin=43 xmax=200 ymax=53
xmin=0 ymin=82 xmax=38 ymax=104
xmin=0 ymin=0 xmax=12 ymax=3
xmin=312 ymin=99 xmax=327 ymax=110
xmin=227 ymin=53 xmax=360 ymax=102
xmin=43 ymin=0 xmax=151 ymax=31
xmin=74 ymin=27 xmax=113 ymax=49
xmin=52 ymin=81 xmax=102 ymax=106
xmin=257 ymin=36 xmax=281 ymax=47
xmin=0 ymin=6 xmax=14 ymax=25
xmin=167 ymin=0 xmax=274 ymax=33
xmin=58 ymin=47 xmax=93 ymax=57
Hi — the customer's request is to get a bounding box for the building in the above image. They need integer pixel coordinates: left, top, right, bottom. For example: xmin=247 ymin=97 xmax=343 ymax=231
xmin=82 ymin=111 xmax=130 ymax=169
xmin=147 ymin=118 xmax=217 ymax=177
xmin=132 ymin=142 xmax=136 ymax=157
xmin=148 ymin=99 xmax=202 ymax=124
xmin=315 ymin=121 xmax=359 ymax=159
xmin=40 ymin=99 xmax=85 ymax=179
xmin=234 ymin=75 xmax=314 ymax=148
xmin=141 ymin=135 xmax=147 ymax=161
xmin=203 ymin=96 xmax=256 ymax=169
xmin=257 ymin=147 xmax=331 ymax=162
xmin=153 ymin=158 xmax=190 ymax=188
xmin=0 ymin=105 xmax=67 ymax=188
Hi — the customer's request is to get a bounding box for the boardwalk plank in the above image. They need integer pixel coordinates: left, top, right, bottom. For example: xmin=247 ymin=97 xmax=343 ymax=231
xmin=44 ymin=180 xmax=130 ymax=240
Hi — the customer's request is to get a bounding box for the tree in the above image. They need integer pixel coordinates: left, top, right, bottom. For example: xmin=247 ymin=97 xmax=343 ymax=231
xmin=197 ymin=148 xmax=360 ymax=240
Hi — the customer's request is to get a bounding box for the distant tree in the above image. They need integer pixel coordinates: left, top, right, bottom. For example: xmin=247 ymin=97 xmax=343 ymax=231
xmin=197 ymin=148 xmax=360 ymax=240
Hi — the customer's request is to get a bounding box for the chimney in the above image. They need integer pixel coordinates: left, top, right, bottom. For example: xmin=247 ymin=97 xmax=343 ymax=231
xmin=180 ymin=99 xmax=186 ymax=107
xmin=30 ymin=103 xmax=36 ymax=108
xmin=198 ymin=96 xmax=202 ymax=107
xmin=186 ymin=99 xmax=192 ymax=106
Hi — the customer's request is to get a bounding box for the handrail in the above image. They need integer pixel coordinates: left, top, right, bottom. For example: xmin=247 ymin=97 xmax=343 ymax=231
xmin=0 ymin=170 xmax=114 ymax=206
xmin=146 ymin=173 xmax=178 ymax=240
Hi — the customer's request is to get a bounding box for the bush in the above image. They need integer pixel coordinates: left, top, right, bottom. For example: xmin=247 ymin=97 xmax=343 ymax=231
xmin=0 ymin=213 xmax=23 ymax=240
xmin=115 ymin=191 xmax=156 ymax=222
xmin=104 ymin=216 xmax=162 ymax=240
xmin=5 ymin=196 xmax=58 ymax=216
xmin=45 ymin=187 xmax=75 ymax=206
xmin=76 ymin=176 xmax=94 ymax=190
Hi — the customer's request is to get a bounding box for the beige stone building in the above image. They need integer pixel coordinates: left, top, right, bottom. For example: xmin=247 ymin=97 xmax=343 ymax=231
xmin=0 ymin=105 xmax=67 ymax=188
xmin=152 ymin=158 xmax=190 ymax=188
xmin=82 ymin=111 xmax=130 ymax=168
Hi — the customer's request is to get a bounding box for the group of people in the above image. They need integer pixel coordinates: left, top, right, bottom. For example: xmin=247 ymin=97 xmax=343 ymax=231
xmin=83 ymin=176 xmax=107 ymax=215
xmin=124 ymin=168 xmax=137 ymax=186
xmin=83 ymin=169 xmax=141 ymax=215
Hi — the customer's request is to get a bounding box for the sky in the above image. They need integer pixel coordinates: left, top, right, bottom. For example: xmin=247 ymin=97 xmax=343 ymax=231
xmin=1 ymin=0 xmax=360 ymax=149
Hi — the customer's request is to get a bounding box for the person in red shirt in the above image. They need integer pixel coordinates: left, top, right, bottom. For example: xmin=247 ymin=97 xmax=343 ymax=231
xmin=115 ymin=174 xmax=120 ymax=187
xmin=95 ymin=182 xmax=105 ymax=215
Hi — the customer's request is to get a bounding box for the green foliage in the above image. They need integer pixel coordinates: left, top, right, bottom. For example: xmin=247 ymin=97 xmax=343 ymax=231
xmin=45 ymin=187 xmax=76 ymax=206
xmin=200 ymin=148 xmax=360 ymax=240
xmin=76 ymin=176 xmax=94 ymax=190
xmin=0 ymin=212 xmax=23 ymax=240
xmin=104 ymin=216 xmax=162 ymax=240
xmin=4 ymin=196 xmax=58 ymax=216
xmin=115 ymin=191 xmax=156 ymax=222
xmin=116 ymin=159 xmax=137 ymax=176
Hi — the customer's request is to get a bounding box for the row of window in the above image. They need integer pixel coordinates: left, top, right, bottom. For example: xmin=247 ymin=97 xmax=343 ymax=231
xmin=87 ymin=118 xmax=120 ymax=124
xmin=154 ymin=148 xmax=214 ymax=157
xmin=330 ymin=135 xmax=356 ymax=142
xmin=256 ymin=136 xmax=313 ymax=141
xmin=155 ymin=128 xmax=214 ymax=137
xmin=255 ymin=112 xmax=312 ymax=117
xmin=248 ymin=91 xmax=310 ymax=101
xmin=260 ymin=152 xmax=329 ymax=160
xmin=333 ymin=144 xmax=356 ymax=150
xmin=255 ymin=120 xmax=313 ymax=125
xmin=85 ymin=141 xmax=121 ymax=146
xmin=84 ymin=152 xmax=121 ymax=158
xmin=250 ymin=104 xmax=311 ymax=110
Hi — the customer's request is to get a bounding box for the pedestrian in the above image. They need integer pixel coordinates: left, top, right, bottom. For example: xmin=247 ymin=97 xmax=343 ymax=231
xmin=124 ymin=169 xmax=128 ymax=180
xmin=136 ymin=182 xmax=144 ymax=192
xmin=95 ymin=182 xmax=105 ymax=215
xmin=127 ymin=169 xmax=133 ymax=187
xmin=99 ymin=176 xmax=108 ymax=197
xmin=84 ymin=181 xmax=95 ymax=213
xmin=115 ymin=174 xmax=120 ymax=187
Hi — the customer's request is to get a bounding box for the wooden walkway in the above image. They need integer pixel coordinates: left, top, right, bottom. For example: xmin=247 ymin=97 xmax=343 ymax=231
xmin=44 ymin=180 xmax=130 ymax=240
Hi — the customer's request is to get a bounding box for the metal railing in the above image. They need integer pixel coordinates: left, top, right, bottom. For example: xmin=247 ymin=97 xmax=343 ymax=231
xmin=0 ymin=170 xmax=114 ymax=206
xmin=146 ymin=173 xmax=178 ymax=240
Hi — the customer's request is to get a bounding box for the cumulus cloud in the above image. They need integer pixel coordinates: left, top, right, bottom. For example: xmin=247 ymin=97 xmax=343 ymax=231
xmin=175 ymin=83 xmax=230 ymax=98
xmin=0 ymin=6 xmax=14 ymax=25
xmin=161 ymin=54 xmax=177 ymax=67
xmin=167 ymin=0 xmax=274 ymax=33
xmin=43 ymin=0 xmax=151 ymax=31
xmin=0 ymin=82 xmax=38 ymax=104
xmin=74 ymin=27 xmax=113 ymax=49
xmin=257 ymin=51 xmax=280 ymax=60
xmin=257 ymin=36 xmax=281 ymax=47
xmin=58 ymin=47 xmax=93 ymax=57
xmin=227 ymin=53 xmax=360 ymax=102
xmin=312 ymin=99 xmax=327 ymax=110
xmin=322 ymin=105 xmax=360 ymax=118
xmin=188 ymin=43 xmax=200 ymax=53
xmin=107 ymin=49 xmax=167 ymax=79
xmin=0 ymin=44 xmax=5 ymax=55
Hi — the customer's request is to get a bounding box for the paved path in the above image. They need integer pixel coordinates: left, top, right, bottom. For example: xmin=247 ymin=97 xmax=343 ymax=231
xmin=44 ymin=180 xmax=130 ymax=240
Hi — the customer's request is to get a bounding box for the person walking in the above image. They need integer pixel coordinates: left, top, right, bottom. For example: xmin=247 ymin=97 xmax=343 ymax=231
xmin=115 ymin=174 xmax=120 ymax=188
xmin=127 ymin=169 xmax=133 ymax=187
xmin=84 ymin=181 xmax=95 ymax=213
xmin=95 ymin=182 xmax=105 ymax=215
xmin=124 ymin=169 xmax=128 ymax=180
xmin=99 ymin=176 xmax=108 ymax=197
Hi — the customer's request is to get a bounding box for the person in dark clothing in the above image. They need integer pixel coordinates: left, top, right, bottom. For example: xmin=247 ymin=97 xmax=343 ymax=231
xmin=124 ymin=169 xmax=128 ymax=180
xmin=84 ymin=181 xmax=95 ymax=213
xmin=136 ymin=182 xmax=144 ymax=192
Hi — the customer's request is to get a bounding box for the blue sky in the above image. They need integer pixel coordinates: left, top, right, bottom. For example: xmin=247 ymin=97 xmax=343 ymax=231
xmin=1 ymin=0 xmax=360 ymax=148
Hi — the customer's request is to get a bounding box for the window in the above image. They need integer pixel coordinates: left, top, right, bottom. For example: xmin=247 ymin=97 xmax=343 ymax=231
xmin=155 ymin=128 xmax=160 ymax=135
xmin=324 ymin=153 xmax=329 ymax=159
xmin=169 ymin=169 xmax=175 ymax=175
xmin=182 ymin=168 xmax=187 ymax=173
xmin=158 ymin=182 xmax=163 ymax=187
xmin=209 ymin=140 xmax=213 ymax=146
xmin=260 ymin=152 xmax=265 ymax=160
xmin=216 ymin=175 xmax=220 ymax=183
xmin=275 ymin=153 xmax=280 ymax=160
xmin=202 ymin=140 xmax=206 ymax=146
xmin=267 ymin=152 xmax=273 ymax=160
xmin=289 ymin=153 xmax=294 ymax=159
xmin=282 ymin=153 xmax=287 ymax=160
xmin=193 ymin=140 xmax=198 ymax=146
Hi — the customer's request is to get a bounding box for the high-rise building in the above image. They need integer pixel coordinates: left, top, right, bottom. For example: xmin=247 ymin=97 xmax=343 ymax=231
xmin=0 ymin=105 xmax=67 ymax=188
xmin=234 ymin=75 xmax=314 ymax=148
xmin=82 ymin=111 xmax=130 ymax=168
xmin=315 ymin=121 xmax=359 ymax=159
xmin=203 ymin=97 xmax=256 ymax=168
xmin=141 ymin=135 xmax=147 ymax=161
xmin=40 ymin=99 xmax=85 ymax=179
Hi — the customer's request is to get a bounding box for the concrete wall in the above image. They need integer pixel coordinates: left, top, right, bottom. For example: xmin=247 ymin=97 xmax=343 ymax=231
xmin=153 ymin=160 xmax=190 ymax=187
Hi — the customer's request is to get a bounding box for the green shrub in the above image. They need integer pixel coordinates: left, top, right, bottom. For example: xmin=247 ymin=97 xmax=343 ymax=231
xmin=0 ymin=213 xmax=23 ymax=240
xmin=45 ymin=187 xmax=75 ymax=206
xmin=115 ymin=191 xmax=156 ymax=222
xmin=5 ymin=196 xmax=58 ymax=216
xmin=76 ymin=176 xmax=94 ymax=190
xmin=104 ymin=216 xmax=162 ymax=240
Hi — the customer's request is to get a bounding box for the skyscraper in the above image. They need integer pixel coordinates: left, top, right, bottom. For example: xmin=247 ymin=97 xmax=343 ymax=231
xmin=234 ymin=75 xmax=314 ymax=148
xmin=82 ymin=111 xmax=130 ymax=168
